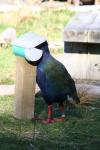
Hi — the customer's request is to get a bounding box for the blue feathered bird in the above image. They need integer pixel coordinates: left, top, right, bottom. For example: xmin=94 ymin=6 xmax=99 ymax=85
xmin=35 ymin=41 xmax=80 ymax=124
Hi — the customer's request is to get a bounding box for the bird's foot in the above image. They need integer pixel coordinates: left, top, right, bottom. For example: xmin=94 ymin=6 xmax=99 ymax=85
xmin=54 ymin=116 xmax=65 ymax=122
xmin=41 ymin=118 xmax=54 ymax=124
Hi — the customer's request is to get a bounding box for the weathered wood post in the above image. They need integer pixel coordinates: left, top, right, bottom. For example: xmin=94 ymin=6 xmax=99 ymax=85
xmin=14 ymin=57 xmax=36 ymax=119
xmin=12 ymin=32 xmax=45 ymax=119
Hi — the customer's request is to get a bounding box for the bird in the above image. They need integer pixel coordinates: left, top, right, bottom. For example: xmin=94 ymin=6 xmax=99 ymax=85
xmin=34 ymin=41 xmax=80 ymax=124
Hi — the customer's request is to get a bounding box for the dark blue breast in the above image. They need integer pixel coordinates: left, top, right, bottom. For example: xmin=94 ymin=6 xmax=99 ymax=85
xmin=36 ymin=52 xmax=75 ymax=105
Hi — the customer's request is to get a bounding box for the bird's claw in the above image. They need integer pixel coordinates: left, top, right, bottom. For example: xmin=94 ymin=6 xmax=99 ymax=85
xmin=41 ymin=118 xmax=54 ymax=124
xmin=54 ymin=116 xmax=65 ymax=122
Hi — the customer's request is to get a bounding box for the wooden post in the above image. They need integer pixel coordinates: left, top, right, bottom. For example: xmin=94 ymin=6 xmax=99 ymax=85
xmin=14 ymin=57 xmax=36 ymax=119
xmin=95 ymin=0 xmax=100 ymax=4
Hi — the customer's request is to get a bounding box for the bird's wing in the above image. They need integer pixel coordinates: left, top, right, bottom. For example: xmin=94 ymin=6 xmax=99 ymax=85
xmin=36 ymin=68 xmax=46 ymax=93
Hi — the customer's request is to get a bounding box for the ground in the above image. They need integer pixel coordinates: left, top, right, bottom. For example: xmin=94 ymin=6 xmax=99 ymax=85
xmin=0 ymin=95 xmax=100 ymax=150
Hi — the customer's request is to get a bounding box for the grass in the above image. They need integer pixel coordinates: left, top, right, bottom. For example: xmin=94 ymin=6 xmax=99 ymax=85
xmin=0 ymin=45 xmax=15 ymax=84
xmin=0 ymin=8 xmax=74 ymax=84
xmin=0 ymin=94 xmax=100 ymax=150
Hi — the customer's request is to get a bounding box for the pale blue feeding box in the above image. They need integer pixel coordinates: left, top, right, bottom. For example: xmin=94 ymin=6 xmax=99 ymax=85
xmin=12 ymin=32 xmax=46 ymax=61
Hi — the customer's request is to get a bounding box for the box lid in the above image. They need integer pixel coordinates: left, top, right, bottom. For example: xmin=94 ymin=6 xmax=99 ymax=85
xmin=12 ymin=32 xmax=46 ymax=48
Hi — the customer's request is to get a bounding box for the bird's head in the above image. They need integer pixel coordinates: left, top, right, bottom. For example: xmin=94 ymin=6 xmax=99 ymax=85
xmin=36 ymin=41 xmax=50 ymax=54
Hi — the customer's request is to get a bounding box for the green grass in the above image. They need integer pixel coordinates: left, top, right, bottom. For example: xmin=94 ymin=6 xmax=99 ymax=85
xmin=0 ymin=9 xmax=74 ymax=84
xmin=16 ymin=9 xmax=74 ymax=41
xmin=0 ymin=45 xmax=15 ymax=84
xmin=0 ymin=94 xmax=100 ymax=150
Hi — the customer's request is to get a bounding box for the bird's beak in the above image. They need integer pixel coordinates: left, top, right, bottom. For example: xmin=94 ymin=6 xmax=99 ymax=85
xmin=25 ymin=47 xmax=43 ymax=62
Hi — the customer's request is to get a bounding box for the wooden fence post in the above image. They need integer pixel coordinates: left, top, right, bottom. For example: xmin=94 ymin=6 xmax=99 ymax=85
xmin=14 ymin=57 xmax=36 ymax=119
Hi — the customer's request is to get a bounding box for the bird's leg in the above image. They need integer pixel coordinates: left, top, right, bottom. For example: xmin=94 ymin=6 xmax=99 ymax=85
xmin=47 ymin=105 xmax=53 ymax=122
xmin=42 ymin=105 xmax=54 ymax=124
xmin=54 ymin=103 xmax=65 ymax=122
xmin=60 ymin=103 xmax=66 ymax=118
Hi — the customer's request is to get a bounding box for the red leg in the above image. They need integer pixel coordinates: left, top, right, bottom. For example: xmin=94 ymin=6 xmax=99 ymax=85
xmin=42 ymin=105 xmax=54 ymax=124
xmin=60 ymin=103 xmax=65 ymax=117
xmin=54 ymin=103 xmax=65 ymax=122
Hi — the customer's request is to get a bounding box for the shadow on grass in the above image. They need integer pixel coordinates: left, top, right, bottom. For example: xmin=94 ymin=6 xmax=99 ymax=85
xmin=0 ymin=94 xmax=100 ymax=150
